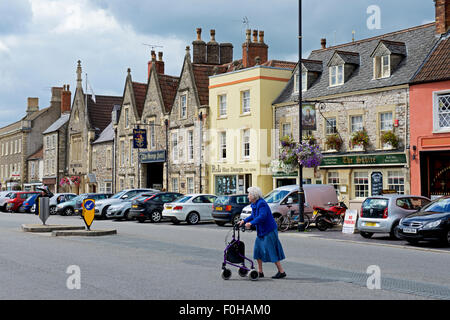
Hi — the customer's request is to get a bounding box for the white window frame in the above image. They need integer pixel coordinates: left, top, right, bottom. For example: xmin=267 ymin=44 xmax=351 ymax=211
xmin=325 ymin=117 xmax=337 ymax=135
xmin=149 ymin=119 xmax=156 ymax=149
xmin=242 ymin=129 xmax=250 ymax=159
xmin=329 ymin=65 xmax=344 ymax=86
xmin=281 ymin=122 xmax=291 ymax=138
xmin=350 ymin=115 xmax=363 ymax=133
xmin=379 ymin=112 xmax=393 ymax=132
xmin=172 ymin=177 xmax=179 ymax=193
xmin=187 ymin=176 xmax=194 ymax=194
xmin=387 ymin=171 xmax=405 ymax=195
xmin=353 ymin=171 xmax=369 ymax=199
xmin=187 ymin=130 xmax=194 ymax=161
xmin=219 ymin=94 xmax=227 ymax=117
xmin=433 ymin=90 xmax=450 ymax=133
xmin=180 ymin=94 xmax=187 ymax=119
xmin=219 ymin=132 xmax=227 ymax=160
xmin=242 ymin=90 xmax=250 ymax=114
xmin=172 ymin=133 xmax=178 ymax=162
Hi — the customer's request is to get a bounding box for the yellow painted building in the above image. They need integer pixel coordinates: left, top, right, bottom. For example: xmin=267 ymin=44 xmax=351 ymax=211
xmin=207 ymin=64 xmax=294 ymax=195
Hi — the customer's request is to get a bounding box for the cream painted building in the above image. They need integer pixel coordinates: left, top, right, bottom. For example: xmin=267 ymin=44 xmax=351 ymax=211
xmin=207 ymin=64 xmax=294 ymax=196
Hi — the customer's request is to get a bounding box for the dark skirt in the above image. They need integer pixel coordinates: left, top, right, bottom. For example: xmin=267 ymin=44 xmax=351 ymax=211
xmin=253 ymin=229 xmax=285 ymax=263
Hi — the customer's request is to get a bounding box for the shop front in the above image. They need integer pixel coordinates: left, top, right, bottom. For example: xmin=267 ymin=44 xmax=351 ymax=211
xmin=320 ymin=152 xmax=409 ymax=210
xmin=419 ymin=150 xmax=450 ymax=199
xmin=210 ymin=164 xmax=263 ymax=196
xmin=139 ymin=150 xmax=166 ymax=190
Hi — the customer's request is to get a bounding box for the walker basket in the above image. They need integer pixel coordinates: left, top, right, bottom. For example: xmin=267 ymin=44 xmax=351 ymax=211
xmin=226 ymin=240 xmax=245 ymax=264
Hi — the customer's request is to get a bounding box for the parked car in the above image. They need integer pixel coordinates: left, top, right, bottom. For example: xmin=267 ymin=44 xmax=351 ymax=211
xmin=240 ymin=184 xmax=338 ymax=222
xmin=397 ymin=196 xmax=450 ymax=246
xmin=56 ymin=193 xmax=111 ymax=216
xmin=0 ymin=191 xmax=13 ymax=212
xmin=73 ymin=193 xmax=112 ymax=215
xmin=5 ymin=191 xmax=40 ymax=212
xmin=31 ymin=193 xmax=77 ymax=215
xmin=358 ymin=194 xmax=431 ymax=239
xmin=162 ymin=194 xmax=217 ymax=225
xmin=21 ymin=194 xmax=39 ymax=213
xmin=94 ymin=188 xmax=159 ymax=219
xmin=106 ymin=192 xmax=159 ymax=221
xmin=129 ymin=192 xmax=183 ymax=223
xmin=212 ymin=194 xmax=250 ymax=226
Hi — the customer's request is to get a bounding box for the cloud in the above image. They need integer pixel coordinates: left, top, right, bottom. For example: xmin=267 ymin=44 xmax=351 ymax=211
xmin=0 ymin=0 xmax=32 ymax=35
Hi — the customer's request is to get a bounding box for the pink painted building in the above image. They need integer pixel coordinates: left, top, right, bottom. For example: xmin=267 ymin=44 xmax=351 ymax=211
xmin=409 ymin=0 xmax=450 ymax=198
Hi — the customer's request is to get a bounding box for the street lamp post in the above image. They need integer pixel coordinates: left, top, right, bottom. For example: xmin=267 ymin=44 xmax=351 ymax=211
xmin=298 ymin=0 xmax=306 ymax=232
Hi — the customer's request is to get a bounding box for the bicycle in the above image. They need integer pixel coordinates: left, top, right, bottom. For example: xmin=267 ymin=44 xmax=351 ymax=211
xmin=276 ymin=206 xmax=311 ymax=232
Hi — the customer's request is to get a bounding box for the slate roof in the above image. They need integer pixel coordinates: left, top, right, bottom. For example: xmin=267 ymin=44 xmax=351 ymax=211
xmin=273 ymin=23 xmax=439 ymax=105
xmin=411 ymin=32 xmax=450 ymax=84
xmin=43 ymin=113 xmax=70 ymax=134
xmin=86 ymin=94 xmax=123 ymax=132
xmin=92 ymin=122 xmax=114 ymax=144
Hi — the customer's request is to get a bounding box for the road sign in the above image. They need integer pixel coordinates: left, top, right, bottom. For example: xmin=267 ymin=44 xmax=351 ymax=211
xmin=82 ymin=199 xmax=95 ymax=230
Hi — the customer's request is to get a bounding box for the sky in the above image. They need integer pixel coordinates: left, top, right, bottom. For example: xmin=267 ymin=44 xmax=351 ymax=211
xmin=0 ymin=0 xmax=435 ymax=128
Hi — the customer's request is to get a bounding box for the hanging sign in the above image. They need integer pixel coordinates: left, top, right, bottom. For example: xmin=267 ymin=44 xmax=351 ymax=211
xmin=133 ymin=129 xmax=147 ymax=149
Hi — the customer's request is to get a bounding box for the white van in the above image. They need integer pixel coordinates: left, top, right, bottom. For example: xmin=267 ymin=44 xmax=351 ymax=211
xmin=239 ymin=184 xmax=338 ymax=221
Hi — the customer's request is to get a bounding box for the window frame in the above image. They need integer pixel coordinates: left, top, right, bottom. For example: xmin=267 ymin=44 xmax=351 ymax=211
xmin=241 ymin=90 xmax=250 ymax=114
xmin=433 ymin=90 xmax=450 ymax=133
xmin=218 ymin=94 xmax=227 ymax=118
xmin=329 ymin=65 xmax=344 ymax=86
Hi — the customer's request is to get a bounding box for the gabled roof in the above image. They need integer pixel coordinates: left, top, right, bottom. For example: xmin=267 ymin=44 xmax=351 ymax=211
xmin=27 ymin=147 xmax=43 ymax=160
xmin=371 ymin=40 xmax=407 ymax=57
xmin=86 ymin=94 xmax=123 ymax=132
xmin=132 ymin=82 xmax=147 ymax=118
xmin=192 ymin=64 xmax=220 ymax=106
xmin=158 ymin=74 xmax=179 ymax=113
xmin=411 ymin=32 xmax=450 ymax=84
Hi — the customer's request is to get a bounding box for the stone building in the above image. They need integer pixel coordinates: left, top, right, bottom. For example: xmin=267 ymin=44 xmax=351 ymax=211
xmin=26 ymin=147 xmax=43 ymax=190
xmin=67 ymin=61 xmax=122 ymax=193
xmin=167 ymin=28 xmax=235 ymax=194
xmin=42 ymin=85 xmax=71 ymax=193
xmin=273 ymin=22 xmax=439 ymax=210
xmin=113 ymin=68 xmax=147 ymax=192
xmin=0 ymin=88 xmax=63 ymax=190
xmin=139 ymin=51 xmax=179 ymax=190
xmin=92 ymin=122 xmax=114 ymax=194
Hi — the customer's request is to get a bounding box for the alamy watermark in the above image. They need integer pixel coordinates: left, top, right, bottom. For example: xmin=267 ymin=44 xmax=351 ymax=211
xmin=367 ymin=5 xmax=381 ymax=30
xmin=66 ymin=265 xmax=81 ymax=290
xmin=366 ymin=265 xmax=381 ymax=290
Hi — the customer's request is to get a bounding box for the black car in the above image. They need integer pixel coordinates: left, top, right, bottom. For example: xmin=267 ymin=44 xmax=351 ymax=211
xmin=130 ymin=192 xmax=183 ymax=223
xmin=397 ymin=196 xmax=450 ymax=246
xmin=212 ymin=194 xmax=250 ymax=226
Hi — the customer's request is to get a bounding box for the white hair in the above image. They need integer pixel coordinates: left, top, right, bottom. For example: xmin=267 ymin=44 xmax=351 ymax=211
xmin=247 ymin=186 xmax=263 ymax=200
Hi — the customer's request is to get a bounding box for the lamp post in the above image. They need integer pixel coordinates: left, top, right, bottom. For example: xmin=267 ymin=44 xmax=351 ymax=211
xmin=198 ymin=112 xmax=203 ymax=193
xmin=298 ymin=0 xmax=306 ymax=232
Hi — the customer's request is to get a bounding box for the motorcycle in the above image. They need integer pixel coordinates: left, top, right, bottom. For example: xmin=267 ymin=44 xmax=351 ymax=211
xmin=313 ymin=199 xmax=348 ymax=231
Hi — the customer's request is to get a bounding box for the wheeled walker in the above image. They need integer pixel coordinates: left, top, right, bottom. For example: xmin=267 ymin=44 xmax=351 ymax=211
xmin=221 ymin=223 xmax=259 ymax=281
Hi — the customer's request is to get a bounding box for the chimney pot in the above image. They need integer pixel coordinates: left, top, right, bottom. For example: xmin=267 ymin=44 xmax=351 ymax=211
xmin=158 ymin=51 xmax=163 ymax=61
xmin=196 ymin=27 xmax=202 ymax=41
xmin=151 ymin=50 xmax=156 ymax=62
xmin=259 ymin=30 xmax=265 ymax=43
xmin=245 ymin=29 xmax=251 ymax=42
xmin=252 ymin=30 xmax=258 ymax=42
xmin=210 ymin=29 xmax=216 ymax=42
xmin=321 ymin=38 xmax=327 ymax=49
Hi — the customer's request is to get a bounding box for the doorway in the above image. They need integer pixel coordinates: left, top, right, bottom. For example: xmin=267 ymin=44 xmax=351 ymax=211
xmin=144 ymin=162 xmax=164 ymax=190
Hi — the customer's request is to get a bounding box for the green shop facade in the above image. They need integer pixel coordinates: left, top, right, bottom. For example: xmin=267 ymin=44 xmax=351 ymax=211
xmin=319 ymin=152 xmax=409 ymax=210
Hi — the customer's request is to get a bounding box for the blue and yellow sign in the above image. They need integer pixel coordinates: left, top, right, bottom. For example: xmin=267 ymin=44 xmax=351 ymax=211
xmin=133 ymin=129 xmax=147 ymax=149
xmin=82 ymin=199 xmax=95 ymax=230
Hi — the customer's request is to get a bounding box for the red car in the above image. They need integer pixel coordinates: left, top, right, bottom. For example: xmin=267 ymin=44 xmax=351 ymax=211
xmin=5 ymin=191 xmax=40 ymax=212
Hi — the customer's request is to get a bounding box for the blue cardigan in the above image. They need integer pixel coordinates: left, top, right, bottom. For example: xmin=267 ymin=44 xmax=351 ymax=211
xmin=243 ymin=198 xmax=277 ymax=237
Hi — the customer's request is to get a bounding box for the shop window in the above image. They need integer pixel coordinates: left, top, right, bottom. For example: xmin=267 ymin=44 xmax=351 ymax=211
xmin=354 ymin=172 xmax=369 ymax=198
xmin=387 ymin=171 xmax=404 ymax=194
xmin=215 ymin=175 xmax=237 ymax=195
xmin=328 ymin=172 xmax=339 ymax=190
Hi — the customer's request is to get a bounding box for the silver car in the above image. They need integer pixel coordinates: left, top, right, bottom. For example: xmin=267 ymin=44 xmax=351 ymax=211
xmin=357 ymin=194 xmax=431 ymax=239
xmin=0 ymin=191 xmax=13 ymax=212
xmin=106 ymin=193 xmax=153 ymax=220
xmin=162 ymin=194 xmax=217 ymax=225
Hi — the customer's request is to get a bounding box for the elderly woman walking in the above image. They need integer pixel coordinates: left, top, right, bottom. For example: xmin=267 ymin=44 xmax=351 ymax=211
xmin=239 ymin=186 xmax=286 ymax=279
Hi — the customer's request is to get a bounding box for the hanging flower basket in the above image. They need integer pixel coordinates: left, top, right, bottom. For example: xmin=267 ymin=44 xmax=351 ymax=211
xmin=70 ymin=176 xmax=81 ymax=186
xmin=279 ymin=135 xmax=323 ymax=169
xmin=59 ymin=177 xmax=70 ymax=187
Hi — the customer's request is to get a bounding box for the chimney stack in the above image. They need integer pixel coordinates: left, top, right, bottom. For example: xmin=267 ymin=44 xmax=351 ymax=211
xmin=220 ymin=42 xmax=233 ymax=65
xmin=207 ymin=29 xmax=220 ymax=64
xmin=192 ymin=27 xmax=207 ymax=64
xmin=321 ymin=38 xmax=327 ymax=49
xmin=27 ymin=97 xmax=39 ymax=116
xmin=155 ymin=51 xmax=165 ymax=74
xmin=242 ymin=29 xmax=268 ymax=68
xmin=61 ymin=84 xmax=71 ymax=114
xmin=435 ymin=0 xmax=450 ymax=34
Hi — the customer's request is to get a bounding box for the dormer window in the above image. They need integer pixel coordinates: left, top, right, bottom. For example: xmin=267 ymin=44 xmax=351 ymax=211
xmin=295 ymin=71 xmax=308 ymax=92
xmin=327 ymin=51 xmax=359 ymax=87
xmin=329 ymin=65 xmax=344 ymax=86
xmin=371 ymin=40 xmax=406 ymax=80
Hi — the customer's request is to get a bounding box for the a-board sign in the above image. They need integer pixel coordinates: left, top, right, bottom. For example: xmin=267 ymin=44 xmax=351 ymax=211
xmin=342 ymin=209 xmax=358 ymax=234
xmin=82 ymin=199 xmax=95 ymax=230
xmin=371 ymin=172 xmax=383 ymax=196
